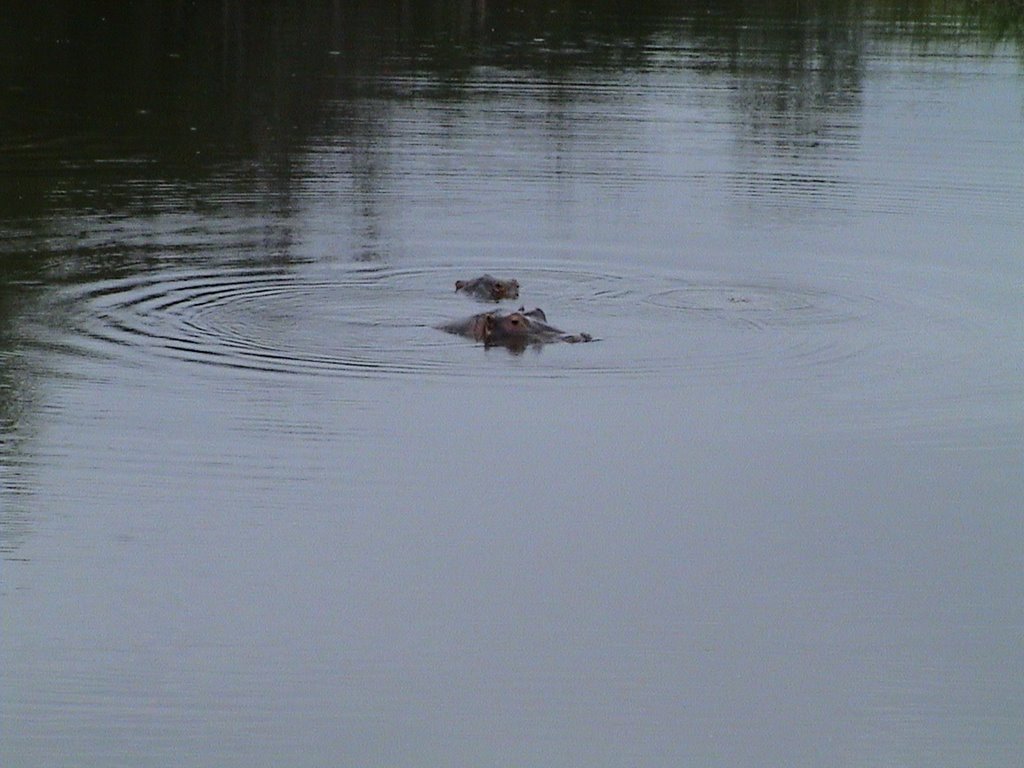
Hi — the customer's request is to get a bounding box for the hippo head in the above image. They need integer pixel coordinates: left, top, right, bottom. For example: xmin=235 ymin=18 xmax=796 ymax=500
xmin=482 ymin=311 xmax=520 ymax=341
xmin=493 ymin=279 xmax=520 ymax=300
xmin=455 ymin=275 xmax=520 ymax=301
xmin=482 ymin=307 xmax=552 ymax=346
xmin=440 ymin=306 xmax=590 ymax=351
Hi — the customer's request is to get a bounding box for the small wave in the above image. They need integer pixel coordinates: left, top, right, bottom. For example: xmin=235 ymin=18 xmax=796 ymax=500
xmin=47 ymin=262 xmax=884 ymax=387
xmin=643 ymin=281 xmax=867 ymax=327
xmin=59 ymin=266 xmax=455 ymax=379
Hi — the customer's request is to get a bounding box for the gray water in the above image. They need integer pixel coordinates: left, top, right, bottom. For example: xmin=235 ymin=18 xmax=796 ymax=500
xmin=2 ymin=2 xmax=1023 ymax=766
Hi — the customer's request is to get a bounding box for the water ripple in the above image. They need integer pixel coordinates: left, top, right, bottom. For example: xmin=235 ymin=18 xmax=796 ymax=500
xmin=45 ymin=262 xmax=897 ymax=389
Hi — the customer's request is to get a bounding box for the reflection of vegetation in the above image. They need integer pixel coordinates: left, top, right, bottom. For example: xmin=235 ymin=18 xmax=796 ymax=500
xmin=1 ymin=1 xmax=1018 ymax=211
xmin=685 ymin=1 xmax=868 ymax=152
xmin=0 ymin=0 xmax=1018 ymax=243
xmin=1 ymin=0 xmax=1017 ymax=246
xmin=872 ymin=0 xmax=1024 ymax=45
xmin=0 ymin=259 xmax=41 ymax=559
xmin=0 ymin=0 xmax=1015 ymax=268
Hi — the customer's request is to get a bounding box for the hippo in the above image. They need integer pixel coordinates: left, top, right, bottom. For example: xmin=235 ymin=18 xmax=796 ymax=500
xmin=440 ymin=307 xmax=593 ymax=351
xmin=455 ymin=274 xmax=520 ymax=301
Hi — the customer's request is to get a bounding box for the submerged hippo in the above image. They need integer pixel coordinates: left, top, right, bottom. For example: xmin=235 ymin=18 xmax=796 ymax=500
xmin=440 ymin=307 xmax=593 ymax=350
xmin=455 ymin=274 xmax=520 ymax=301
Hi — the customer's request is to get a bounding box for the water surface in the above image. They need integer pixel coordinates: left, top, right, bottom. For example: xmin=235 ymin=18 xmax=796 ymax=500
xmin=2 ymin=2 xmax=1023 ymax=766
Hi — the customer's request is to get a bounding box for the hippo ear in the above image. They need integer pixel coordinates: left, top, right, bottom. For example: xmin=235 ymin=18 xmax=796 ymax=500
xmin=483 ymin=313 xmax=496 ymax=336
xmin=455 ymin=280 xmax=465 ymax=291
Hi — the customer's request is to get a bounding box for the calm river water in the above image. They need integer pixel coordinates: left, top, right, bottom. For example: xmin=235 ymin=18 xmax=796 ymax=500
xmin=2 ymin=2 xmax=1023 ymax=766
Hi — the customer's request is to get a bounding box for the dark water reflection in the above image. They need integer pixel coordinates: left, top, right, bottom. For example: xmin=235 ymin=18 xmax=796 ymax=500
xmin=3 ymin=2 xmax=1024 ymax=766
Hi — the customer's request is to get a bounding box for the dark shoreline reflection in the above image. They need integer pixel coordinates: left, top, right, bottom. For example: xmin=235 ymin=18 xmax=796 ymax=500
xmin=0 ymin=257 xmax=45 ymax=560
xmin=2 ymin=1 xmax=1019 ymax=222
